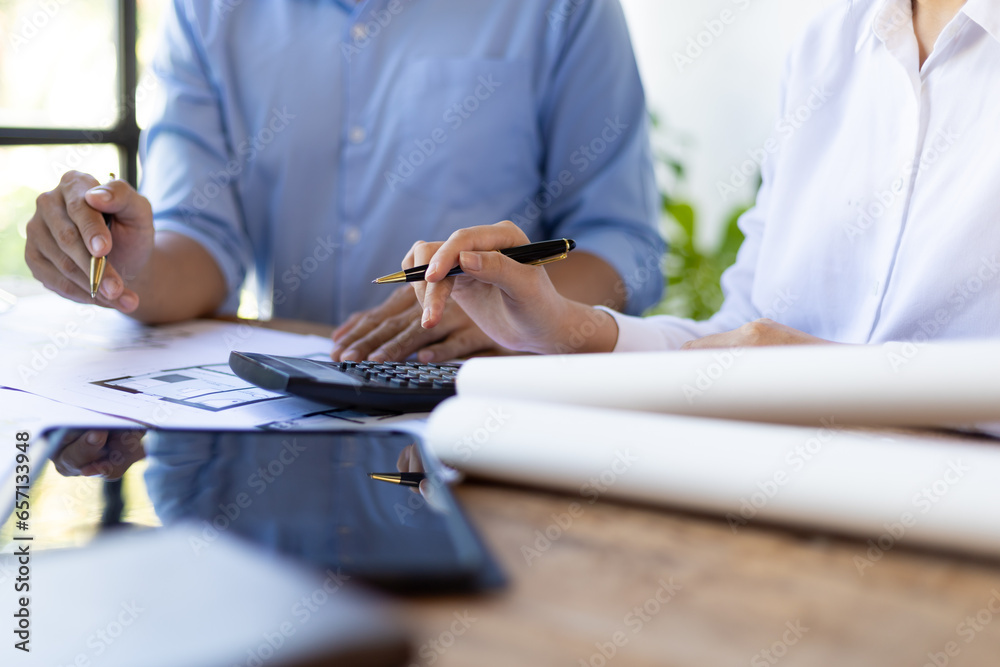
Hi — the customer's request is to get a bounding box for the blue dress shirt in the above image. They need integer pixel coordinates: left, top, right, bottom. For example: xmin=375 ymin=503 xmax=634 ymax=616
xmin=141 ymin=0 xmax=664 ymax=324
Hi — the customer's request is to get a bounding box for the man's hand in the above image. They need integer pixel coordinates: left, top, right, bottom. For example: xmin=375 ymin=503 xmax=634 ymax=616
xmin=331 ymin=285 xmax=511 ymax=362
xmin=25 ymin=171 xmax=154 ymax=312
xmin=681 ymin=319 xmax=832 ymax=350
xmin=51 ymin=429 xmax=147 ymax=480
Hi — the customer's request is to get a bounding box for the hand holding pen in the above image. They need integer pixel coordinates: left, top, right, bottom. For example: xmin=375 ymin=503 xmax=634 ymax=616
xmin=25 ymin=171 xmax=153 ymax=312
xmin=399 ymin=221 xmax=619 ymax=356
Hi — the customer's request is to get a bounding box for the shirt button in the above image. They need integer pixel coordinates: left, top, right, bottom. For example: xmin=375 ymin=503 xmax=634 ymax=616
xmin=345 ymin=226 xmax=362 ymax=245
xmin=351 ymin=24 xmax=367 ymax=41
xmin=348 ymin=126 xmax=366 ymax=144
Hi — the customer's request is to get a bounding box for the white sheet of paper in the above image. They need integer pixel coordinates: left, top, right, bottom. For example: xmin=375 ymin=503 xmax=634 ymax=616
xmin=0 ymin=295 xmax=359 ymax=429
xmin=426 ymin=397 xmax=1000 ymax=558
xmin=455 ymin=340 xmax=1000 ymax=430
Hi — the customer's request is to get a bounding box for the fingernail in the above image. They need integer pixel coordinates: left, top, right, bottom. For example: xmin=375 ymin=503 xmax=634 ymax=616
xmin=460 ymin=251 xmax=481 ymax=272
xmin=88 ymin=187 xmax=112 ymax=203
xmin=341 ymin=349 xmax=359 ymax=361
xmin=91 ymin=237 xmax=106 ymax=254
xmin=426 ymin=262 xmax=440 ymax=277
xmin=418 ymin=350 xmax=434 ymax=363
xmin=86 ymin=431 xmax=103 ymax=446
xmin=369 ymin=351 xmax=386 ymax=363
xmin=100 ymin=278 xmax=120 ymax=299
xmin=421 ymin=309 xmax=431 ymax=327
xmin=119 ymin=294 xmax=138 ymax=310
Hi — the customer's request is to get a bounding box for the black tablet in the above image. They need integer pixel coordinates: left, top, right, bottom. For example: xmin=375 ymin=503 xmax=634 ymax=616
xmin=38 ymin=428 xmax=504 ymax=593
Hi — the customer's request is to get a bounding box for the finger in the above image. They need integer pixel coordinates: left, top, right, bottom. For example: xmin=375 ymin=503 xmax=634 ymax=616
xmin=681 ymin=333 xmax=731 ymax=350
xmin=78 ymin=176 xmax=153 ymax=256
xmin=26 ymin=248 xmax=139 ymax=312
xmin=424 ymin=221 xmax=529 ymax=283
xmin=420 ymin=277 xmax=457 ymax=329
xmin=36 ymin=188 xmax=95 ymax=276
xmin=454 ymin=248 xmax=547 ymax=298
xmin=331 ymin=312 xmax=363 ymax=344
xmin=369 ymin=317 xmax=443 ymax=362
xmin=333 ymin=288 xmax=418 ymax=359
xmin=52 ymin=430 xmax=109 ymax=476
xmin=415 ymin=326 xmax=493 ymax=363
xmin=343 ymin=309 xmax=433 ymax=362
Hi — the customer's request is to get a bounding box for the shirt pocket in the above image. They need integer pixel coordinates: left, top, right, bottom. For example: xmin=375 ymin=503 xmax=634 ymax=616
xmin=391 ymin=58 xmax=540 ymax=210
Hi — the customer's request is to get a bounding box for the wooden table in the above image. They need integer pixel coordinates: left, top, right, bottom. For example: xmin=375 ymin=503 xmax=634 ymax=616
xmin=395 ymin=481 xmax=1000 ymax=667
xmin=247 ymin=318 xmax=1000 ymax=665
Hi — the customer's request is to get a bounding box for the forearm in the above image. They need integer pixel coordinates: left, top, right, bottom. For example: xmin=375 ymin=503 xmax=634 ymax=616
xmin=545 ymin=251 xmax=627 ymax=311
xmin=543 ymin=252 xmax=622 ymax=354
xmin=128 ymin=232 xmax=228 ymax=324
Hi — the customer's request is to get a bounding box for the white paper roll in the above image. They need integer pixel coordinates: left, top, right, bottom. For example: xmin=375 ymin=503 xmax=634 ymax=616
xmin=455 ymin=340 xmax=1000 ymax=429
xmin=427 ymin=397 xmax=1000 ymax=558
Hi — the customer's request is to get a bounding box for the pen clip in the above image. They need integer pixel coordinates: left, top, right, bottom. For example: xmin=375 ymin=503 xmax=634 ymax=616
xmin=524 ymin=252 xmax=569 ymax=267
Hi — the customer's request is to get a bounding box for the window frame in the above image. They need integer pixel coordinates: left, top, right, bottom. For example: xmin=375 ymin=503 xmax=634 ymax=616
xmin=0 ymin=0 xmax=140 ymax=186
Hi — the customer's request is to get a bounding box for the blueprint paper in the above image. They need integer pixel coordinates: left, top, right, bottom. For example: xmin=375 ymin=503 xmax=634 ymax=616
xmin=0 ymin=295 xmax=394 ymax=429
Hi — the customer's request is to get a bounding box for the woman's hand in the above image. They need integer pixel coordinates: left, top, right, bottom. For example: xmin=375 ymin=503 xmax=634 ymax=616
xmin=406 ymin=221 xmax=618 ymax=355
xmin=682 ymin=319 xmax=833 ymax=350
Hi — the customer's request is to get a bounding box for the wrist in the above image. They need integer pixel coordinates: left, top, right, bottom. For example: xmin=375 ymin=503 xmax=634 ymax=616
xmin=541 ymin=300 xmax=618 ymax=355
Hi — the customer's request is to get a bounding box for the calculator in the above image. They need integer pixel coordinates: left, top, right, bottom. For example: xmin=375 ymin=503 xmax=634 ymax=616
xmin=229 ymin=351 xmax=460 ymax=412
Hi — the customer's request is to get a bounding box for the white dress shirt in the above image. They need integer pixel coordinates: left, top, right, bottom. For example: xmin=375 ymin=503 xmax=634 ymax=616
xmin=607 ymin=0 xmax=1000 ymax=351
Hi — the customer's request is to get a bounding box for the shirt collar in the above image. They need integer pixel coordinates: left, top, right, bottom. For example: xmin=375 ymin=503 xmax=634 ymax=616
xmin=963 ymin=0 xmax=1000 ymax=43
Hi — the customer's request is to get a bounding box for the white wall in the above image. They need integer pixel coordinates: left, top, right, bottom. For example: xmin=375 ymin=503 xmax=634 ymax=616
xmin=619 ymin=0 xmax=838 ymax=245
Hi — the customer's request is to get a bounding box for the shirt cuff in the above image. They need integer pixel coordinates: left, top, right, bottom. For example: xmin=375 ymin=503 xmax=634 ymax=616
xmin=595 ymin=306 xmax=669 ymax=352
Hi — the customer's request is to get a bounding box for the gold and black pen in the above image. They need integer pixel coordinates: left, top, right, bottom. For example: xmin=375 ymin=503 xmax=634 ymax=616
xmin=367 ymin=472 xmax=426 ymax=488
xmin=373 ymin=238 xmax=576 ymax=285
xmin=89 ymin=173 xmax=116 ymax=298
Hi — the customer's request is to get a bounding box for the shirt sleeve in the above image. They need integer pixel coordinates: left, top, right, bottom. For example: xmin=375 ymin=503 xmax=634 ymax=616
xmin=139 ymin=0 xmax=253 ymax=314
xmin=595 ymin=49 xmax=797 ymax=351
xmin=536 ymin=0 xmax=665 ymax=315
